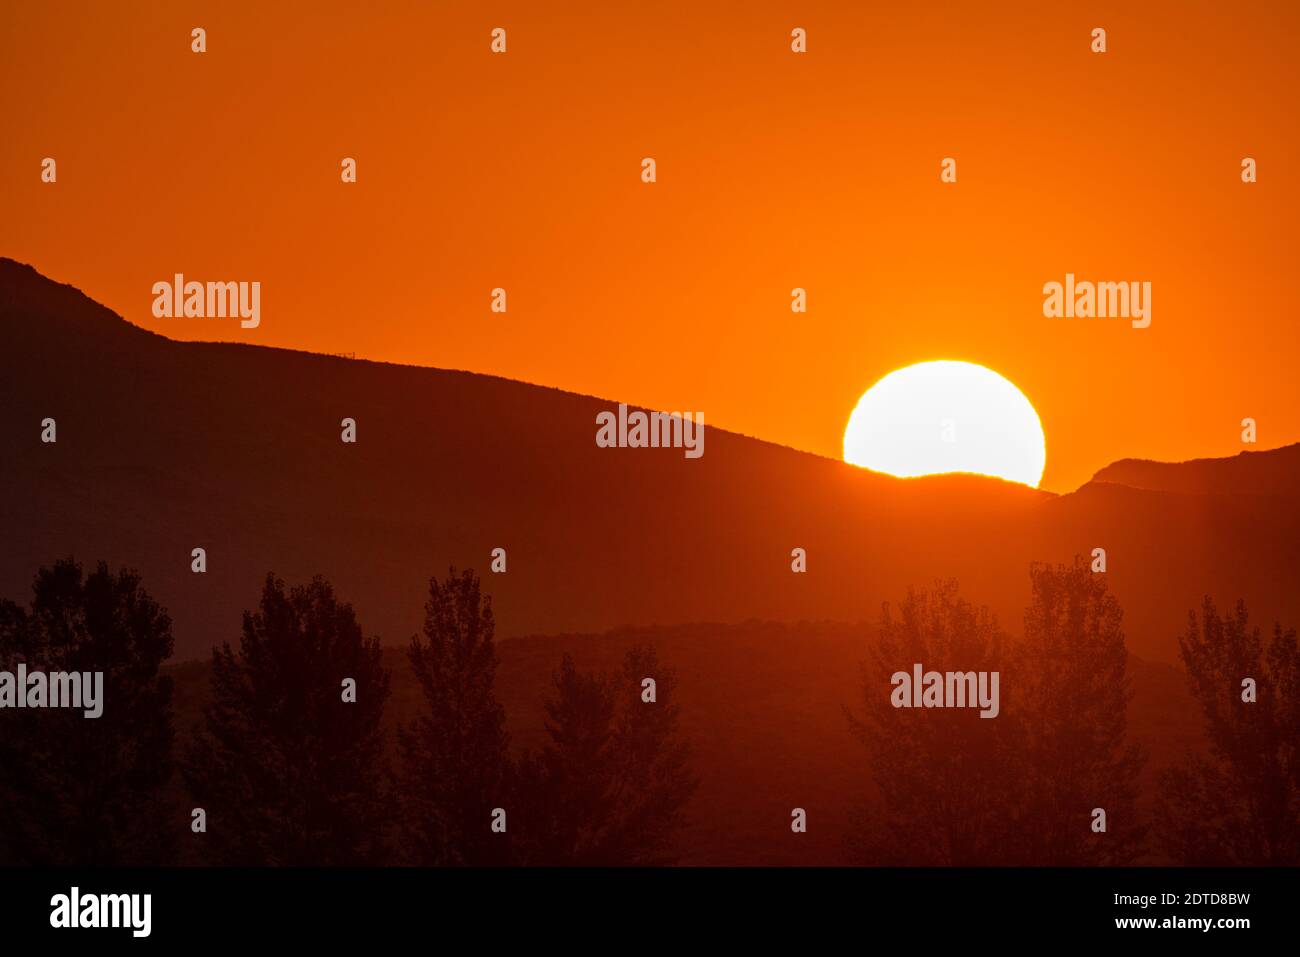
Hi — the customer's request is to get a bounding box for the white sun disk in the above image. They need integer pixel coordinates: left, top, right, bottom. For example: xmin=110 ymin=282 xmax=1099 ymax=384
xmin=843 ymin=361 xmax=1046 ymax=487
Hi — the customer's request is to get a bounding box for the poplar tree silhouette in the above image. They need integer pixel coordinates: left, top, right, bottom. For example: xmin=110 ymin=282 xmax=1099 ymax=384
xmin=183 ymin=573 xmax=390 ymax=865
xmin=1157 ymin=599 xmax=1299 ymax=864
xmin=397 ymin=567 xmax=511 ymax=865
xmin=848 ymin=570 xmax=1147 ymax=865
xmin=0 ymin=558 xmax=175 ymax=865
xmin=512 ymin=645 xmax=697 ymax=865
xmin=846 ymin=581 xmax=1019 ymax=865
xmin=1013 ymin=560 xmax=1146 ymax=864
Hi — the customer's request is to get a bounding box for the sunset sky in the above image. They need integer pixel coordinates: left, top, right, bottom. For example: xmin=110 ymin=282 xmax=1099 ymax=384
xmin=3 ymin=0 xmax=1297 ymax=492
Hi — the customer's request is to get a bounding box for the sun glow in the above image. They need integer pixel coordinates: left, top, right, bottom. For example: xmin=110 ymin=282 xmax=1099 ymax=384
xmin=843 ymin=361 xmax=1046 ymax=487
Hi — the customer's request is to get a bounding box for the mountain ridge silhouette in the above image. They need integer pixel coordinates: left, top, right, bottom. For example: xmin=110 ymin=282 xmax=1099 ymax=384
xmin=4 ymin=257 xmax=1298 ymax=662
xmin=1092 ymin=445 xmax=1300 ymax=496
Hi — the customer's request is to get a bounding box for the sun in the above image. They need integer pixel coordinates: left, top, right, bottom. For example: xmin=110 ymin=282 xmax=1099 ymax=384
xmin=843 ymin=360 xmax=1046 ymax=487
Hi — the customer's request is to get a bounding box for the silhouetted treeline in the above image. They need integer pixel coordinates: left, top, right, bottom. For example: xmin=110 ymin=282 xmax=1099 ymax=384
xmin=1156 ymin=600 xmax=1299 ymax=864
xmin=510 ymin=646 xmax=697 ymax=865
xmin=0 ymin=556 xmax=1294 ymax=865
xmin=846 ymin=578 xmax=1018 ymax=864
xmin=848 ymin=559 xmax=1146 ymax=865
xmin=395 ymin=569 xmax=697 ymax=865
xmin=0 ymin=559 xmax=175 ymax=865
xmin=1014 ymin=560 xmax=1146 ymax=864
xmin=396 ymin=568 xmax=510 ymax=865
xmin=183 ymin=574 xmax=392 ymax=865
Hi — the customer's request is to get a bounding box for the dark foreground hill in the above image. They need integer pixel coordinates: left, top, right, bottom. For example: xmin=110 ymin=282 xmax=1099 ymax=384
xmin=3 ymin=256 xmax=1299 ymax=663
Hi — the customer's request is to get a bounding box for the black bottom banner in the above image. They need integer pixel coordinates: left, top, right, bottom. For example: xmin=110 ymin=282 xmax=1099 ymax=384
xmin=0 ymin=866 xmax=1290 ymax=944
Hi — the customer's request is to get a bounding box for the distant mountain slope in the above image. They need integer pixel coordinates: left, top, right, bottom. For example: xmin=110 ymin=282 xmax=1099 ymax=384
xmin=1092 ymin=445 xmax=1300 ymax=496
xmin=3 ymin=257 xmax=1298 ymax=662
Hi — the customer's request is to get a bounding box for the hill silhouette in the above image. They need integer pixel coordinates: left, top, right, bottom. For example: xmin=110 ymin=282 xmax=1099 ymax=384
xmin=1092 ymin=446 xmax=1300 ymax=496
xmin=3 ymin=257 xmax=1299 ymax=663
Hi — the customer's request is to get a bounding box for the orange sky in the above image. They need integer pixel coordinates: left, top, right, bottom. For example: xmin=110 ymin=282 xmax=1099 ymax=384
xmin=3 ymin=0 xmax=1297 ymax=491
